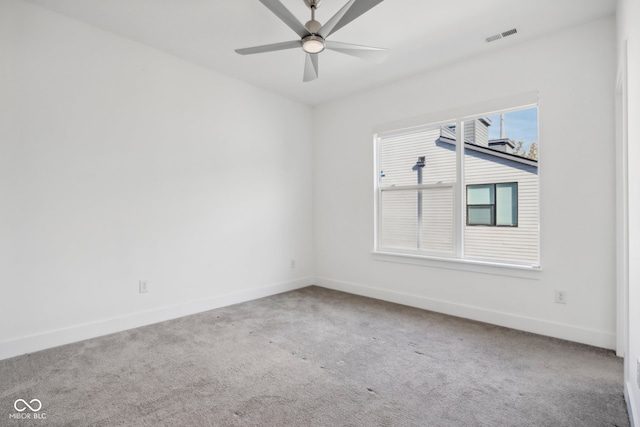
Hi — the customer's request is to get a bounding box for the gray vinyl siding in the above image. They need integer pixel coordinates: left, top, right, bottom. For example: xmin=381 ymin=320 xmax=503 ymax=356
xmin=379 ymin=128 xmax=455 ymax=187
xmin=421 ymin=186 xmax=454 ymax=253
xmin=464 ymin=120 xmax=489 ymax=147
xmin=380 ymin=186 xmax=454 ymax=252
xmin=464 ymin=122 xmax=475 ymax=145
xmin=464 ymin=151 xmax=539 ymax=264
xmin=379 ymin=127 xmax=456 ymax=253
xmin=380 ymin=190 xmax=418 ymax=249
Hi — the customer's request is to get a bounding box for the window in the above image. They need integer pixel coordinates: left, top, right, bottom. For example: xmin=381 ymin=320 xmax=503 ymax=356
xmin=378 ymin=124 xmax=456 ymax=253
xmin=467 ymin=183 xmax=518 ymax=226
xmin=375 ymin=104 xmax=539 ymax=267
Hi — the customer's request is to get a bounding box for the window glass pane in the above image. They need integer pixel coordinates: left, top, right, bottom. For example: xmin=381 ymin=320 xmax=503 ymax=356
xmin=463 ymin=107 xmax=539 ymax=264
xmin=379 ymin=124 xmax=456 ymax=188
xmin=496 ymin=183 xmax=517 ymax=226
xmin=420 ymin=186 xmax=454 ymax=253
xmin=467 ymin=184 xmax=494 ymax=205
xmin=468 ymin=206 xmax=494 ymax=225
xmin=486 ymin=108 xmax=538 ymax=160
xmin=379 ymin=190 xmax=418 ymax=249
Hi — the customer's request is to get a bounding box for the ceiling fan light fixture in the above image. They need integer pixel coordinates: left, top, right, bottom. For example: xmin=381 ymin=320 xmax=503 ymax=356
xmin=302 ymin=35 xmax=325 ymax=53
xmin=235 ymin=0 xmax=387 ymax=81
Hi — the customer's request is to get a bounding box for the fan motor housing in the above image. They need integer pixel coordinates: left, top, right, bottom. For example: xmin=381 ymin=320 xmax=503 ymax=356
xmin=305 ymin=19 xmax=322 ymax=33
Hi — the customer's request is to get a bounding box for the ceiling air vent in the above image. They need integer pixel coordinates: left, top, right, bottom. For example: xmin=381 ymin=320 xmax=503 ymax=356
xmin=485 ymin=28 xmax=518 ymax=43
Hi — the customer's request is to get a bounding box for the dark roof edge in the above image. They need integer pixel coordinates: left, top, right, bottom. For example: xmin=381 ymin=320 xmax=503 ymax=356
xmin=438 ymin=136 xmax=538 ymax=168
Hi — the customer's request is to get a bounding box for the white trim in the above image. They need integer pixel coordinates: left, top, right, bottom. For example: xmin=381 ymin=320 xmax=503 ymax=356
xmin=373 ymin=134 xmax=381 ymax=254
xmin=626 ymin=380 xmax=639 ymax=427
xmin=615 ymin=39 xmax=629 ymax=358
xmin=372 ymin=251 xmax=541 ymax=279
xmin=315 ymin=277 xmax=616 ymax=350
xmin=0 ymin=278 xmax=312 ymax=361
xmin=381 ymin=183 xmax=454 ymax=191
xmin=455 ymin=119 xmax=464 ymax=258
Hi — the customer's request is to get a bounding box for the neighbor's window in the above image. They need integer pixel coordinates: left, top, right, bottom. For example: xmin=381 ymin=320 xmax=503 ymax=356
xmin=467 ymin=183 xmax=518 ymax=227
xmin=375 ymin=105 xmax=539 ymax=267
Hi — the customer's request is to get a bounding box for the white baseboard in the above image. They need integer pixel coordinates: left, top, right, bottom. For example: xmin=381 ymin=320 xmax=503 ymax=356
xmin=1 ymin=276 xmax=617 ymax=361
xmin=315 ymin=277 xmax=616 ymax=350
xmin=627 ymin=381 xmax=639 ymax=427
xmin=0 ymin=278 xmax=312 ymax=361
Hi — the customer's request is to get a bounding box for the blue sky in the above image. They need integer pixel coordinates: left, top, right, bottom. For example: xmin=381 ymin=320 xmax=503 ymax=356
xmin=486 ymin=107 xmax=538 ymax=148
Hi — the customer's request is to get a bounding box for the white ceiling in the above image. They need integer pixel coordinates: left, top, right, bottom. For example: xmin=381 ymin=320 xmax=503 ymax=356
xmin=24 ymin=0 xmax=616 ymax=106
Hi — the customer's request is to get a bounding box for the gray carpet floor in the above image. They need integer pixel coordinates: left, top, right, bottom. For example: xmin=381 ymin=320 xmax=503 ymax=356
xmin=0 ymin=286 xmax=629 ymax=426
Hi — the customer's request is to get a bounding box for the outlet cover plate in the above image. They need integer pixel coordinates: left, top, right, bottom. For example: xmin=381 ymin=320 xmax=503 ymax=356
xmin=555 ymin=290 xmax=567 ymax=304
xmin=139 ymin=280 xmax=149 ymax=293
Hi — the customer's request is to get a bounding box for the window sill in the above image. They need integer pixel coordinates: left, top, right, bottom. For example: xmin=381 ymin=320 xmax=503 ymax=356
xmin=372 ymin=251 xmax=542 ymax=279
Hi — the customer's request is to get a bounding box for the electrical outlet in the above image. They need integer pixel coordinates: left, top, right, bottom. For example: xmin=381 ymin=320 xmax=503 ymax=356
xmin=139 ymin=280 xmax=149 ymax=293
xmin=290 ymin=259 xmax=296 ymax=269
xmin=554 ymin=290 xmax=567 ymax=304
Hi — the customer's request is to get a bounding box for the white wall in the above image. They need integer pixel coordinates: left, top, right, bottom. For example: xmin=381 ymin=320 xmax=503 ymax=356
xmin=617 ymin=0 xmax=640 ymax=424
xmin=0 ymin=0 xmax=314 ymax=359
xmin=314 ymin=17 xmax=617 ymax=349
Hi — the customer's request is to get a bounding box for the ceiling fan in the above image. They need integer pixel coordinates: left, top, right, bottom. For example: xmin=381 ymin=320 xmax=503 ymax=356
xmin=235 ymin=0 xmax=387 ymax=82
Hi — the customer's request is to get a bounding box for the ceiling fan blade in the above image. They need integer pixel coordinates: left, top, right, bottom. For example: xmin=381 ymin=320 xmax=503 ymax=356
xmin=235 ymin=40 xmax=302 ymax=55
xmin=259 ymin=0 xmax=310 ymax=38
xmin=303 ymin=53 xmax=319 ymax=82
xmin=318 ymin=0 xmax=384 ymax=39
xmin=325 ymin=41 xmax=388 ymax=62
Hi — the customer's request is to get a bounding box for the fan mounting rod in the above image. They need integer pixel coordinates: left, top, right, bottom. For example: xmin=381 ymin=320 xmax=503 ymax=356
xmin=303 ymin=0 xmax=322 ymax=37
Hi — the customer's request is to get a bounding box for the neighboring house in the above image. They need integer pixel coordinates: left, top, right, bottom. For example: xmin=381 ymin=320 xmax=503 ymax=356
xmin=442 ymin=120 xmax=539 ymax=264
xmin=378 ymin=117 xmax=538 ymax=265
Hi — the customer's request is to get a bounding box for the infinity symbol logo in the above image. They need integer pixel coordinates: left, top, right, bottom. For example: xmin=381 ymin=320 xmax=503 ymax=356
xmin=14 ymin=399 xmax=42 ymax=412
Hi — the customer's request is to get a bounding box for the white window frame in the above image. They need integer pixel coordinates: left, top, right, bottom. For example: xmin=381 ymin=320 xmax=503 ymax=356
xmin=372 ymin=93 xmax=541 ymax=278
